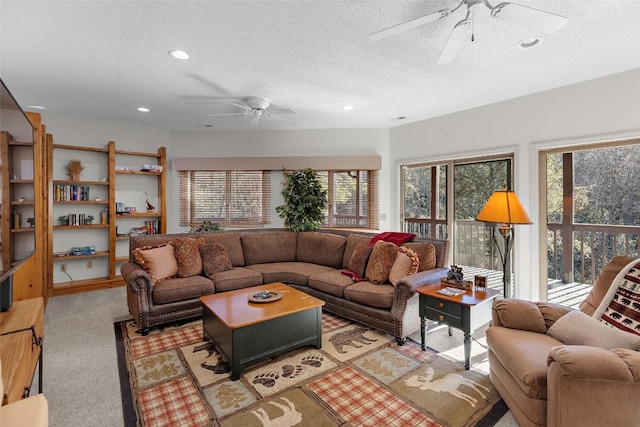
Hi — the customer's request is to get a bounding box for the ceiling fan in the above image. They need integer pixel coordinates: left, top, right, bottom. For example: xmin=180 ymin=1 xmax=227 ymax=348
xmin=208 ymin=97 xmax=295 ymax=128
xmin=369 ymin=0 xmax=569 ymax=65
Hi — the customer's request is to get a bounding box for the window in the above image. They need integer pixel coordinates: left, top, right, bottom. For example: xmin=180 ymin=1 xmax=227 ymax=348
xmin=179 ymin=171 xmax=270 ymax=226
xmin=317 ymin=170 xmax=378 ymax=229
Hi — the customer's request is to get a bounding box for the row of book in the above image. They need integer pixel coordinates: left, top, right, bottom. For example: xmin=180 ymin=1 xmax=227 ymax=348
xmin=129 ymin=221 xmax=159 ymax=236
xmin=66 ymin=213 xmax=93 ymax=226
xmin=54 ymin=184 xmax=90 ymax=201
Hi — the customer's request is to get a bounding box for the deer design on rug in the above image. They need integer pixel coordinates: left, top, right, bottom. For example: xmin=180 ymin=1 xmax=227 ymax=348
xmin=251 ymin=397 xmax=302 ymax=427
xmin=404 ymin=367 xmax=490 ymax=407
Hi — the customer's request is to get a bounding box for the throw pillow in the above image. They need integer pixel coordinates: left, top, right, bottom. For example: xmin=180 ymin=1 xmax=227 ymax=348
xmin=348 ymin=243 xmax=373 ymax=279
xmin=132 ymin=244 xmax=178 ymax=284
xmin=546 ymin=310 xmax=640 ymax=351
xmin=388 ymin=246 xmax=420 ymax=286
xmin=199 ymin=243 xmax=233 ymax=278
xmin=403 ymin=242 xmax=437 ymax=272
xmin=365 ymin=241 xmax=399 ymax=285
xmin=592 ymin=258 xmax=640 ymax=336
xmin=170 ymin=237 xmax=205 ymax=278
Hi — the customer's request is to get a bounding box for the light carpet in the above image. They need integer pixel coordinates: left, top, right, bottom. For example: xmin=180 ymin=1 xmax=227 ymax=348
xmin=115 ymin=312 xmax=507 ymax=427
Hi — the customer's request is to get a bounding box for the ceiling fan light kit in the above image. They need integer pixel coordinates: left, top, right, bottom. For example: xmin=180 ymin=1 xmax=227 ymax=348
xmin=370 ymin=0 xmax=569 ymax=65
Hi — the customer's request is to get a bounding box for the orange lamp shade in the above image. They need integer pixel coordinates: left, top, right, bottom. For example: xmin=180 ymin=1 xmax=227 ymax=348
xmin=476 ymin=190 xmax=532 ymax=225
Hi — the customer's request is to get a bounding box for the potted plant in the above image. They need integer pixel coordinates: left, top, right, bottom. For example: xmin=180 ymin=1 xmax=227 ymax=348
xmin=276 ymin=168 xmax=327 ymax=232
xmin=190 ymin=221 xmax=224 ymax=232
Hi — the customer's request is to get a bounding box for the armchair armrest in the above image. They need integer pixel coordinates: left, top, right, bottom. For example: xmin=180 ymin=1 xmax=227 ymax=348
xmin=547 ymin=346 xmax=640 ymax=426
xmin=492 ymin=299 xmax=574 ymax=333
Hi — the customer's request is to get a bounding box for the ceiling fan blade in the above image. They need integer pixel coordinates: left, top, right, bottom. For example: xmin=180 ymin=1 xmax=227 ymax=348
xmin=369 ymin=9 xmax=450 ymax=41
xmin=207 ymin=112 xmax=247 ymax=117
xmin=224 ymin=101 xmax=253 ymax=111
xmin=268 ymin=108 xmax=295 ymax=115
xmin=491 ymin=2 xmax=569 ymax=34
xmin=436 ymin=20 xmax=471 ymax=66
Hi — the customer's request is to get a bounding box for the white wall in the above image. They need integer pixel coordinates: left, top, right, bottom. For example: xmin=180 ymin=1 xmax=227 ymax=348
xmin=389 ymin=68 xmax=640 ymax=300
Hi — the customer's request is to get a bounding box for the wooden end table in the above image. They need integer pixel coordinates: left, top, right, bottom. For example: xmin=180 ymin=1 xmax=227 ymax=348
xmin=417 ymin=283 xmax=499 ymax=370
xmin=200 ymin=282 xmax=324 ymax=380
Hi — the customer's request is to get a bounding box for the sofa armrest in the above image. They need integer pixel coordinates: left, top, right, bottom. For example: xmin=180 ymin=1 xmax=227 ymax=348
xmin=491 ymin=299 xmax=574 ymax=332
xmin=547 ymin=346 xmax=640 ymax=426
xmin=121 ymin=262 xmax=152 ymax=294
xmin=397 ymin=267 xmax=449 ymax=294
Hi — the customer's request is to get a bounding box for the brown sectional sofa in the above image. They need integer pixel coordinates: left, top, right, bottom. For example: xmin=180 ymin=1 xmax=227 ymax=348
xmin=121 ymin=229 xmax=450 ymax=343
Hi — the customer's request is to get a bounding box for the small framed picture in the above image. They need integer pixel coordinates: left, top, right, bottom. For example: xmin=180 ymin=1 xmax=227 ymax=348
xmin=474 ymin=275 xmax=487 ymax=291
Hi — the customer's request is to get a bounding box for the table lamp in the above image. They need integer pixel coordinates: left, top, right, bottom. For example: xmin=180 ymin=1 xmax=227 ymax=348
xmin=476 ymin=189 xmax=532 ymax=298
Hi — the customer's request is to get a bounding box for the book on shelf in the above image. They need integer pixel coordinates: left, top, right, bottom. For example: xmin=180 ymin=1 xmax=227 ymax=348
xmin=54 ymin=184 xmax=90 ymax=201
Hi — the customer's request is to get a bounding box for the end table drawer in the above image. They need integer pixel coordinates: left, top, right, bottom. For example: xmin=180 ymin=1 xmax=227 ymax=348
xmin=423 ymin=307 xmax=463 ymax=330
xmin=425 ymin=298 xmax=463 ymax=317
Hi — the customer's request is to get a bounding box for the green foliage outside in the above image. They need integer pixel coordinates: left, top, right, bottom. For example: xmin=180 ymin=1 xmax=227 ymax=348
xmin=276 ymin=168 xmax=328 ymax=232
xmin=190 ymin=221 xmax=224 ymax=232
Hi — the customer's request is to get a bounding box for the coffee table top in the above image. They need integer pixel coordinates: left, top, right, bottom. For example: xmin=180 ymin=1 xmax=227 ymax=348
xmin=417 ymin=283 xmax=500 ymax=307
xmin=200 ymin=282 xmax=324 ymax=329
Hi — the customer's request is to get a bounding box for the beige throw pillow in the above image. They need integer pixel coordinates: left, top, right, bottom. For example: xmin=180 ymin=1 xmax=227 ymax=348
xmin=547 ymin=310 xmax=640 ymax=350
xmin=388 ymin=246 xmax=420 ymax=286
xmin=132 ymin=244 xmax=178 ymax=284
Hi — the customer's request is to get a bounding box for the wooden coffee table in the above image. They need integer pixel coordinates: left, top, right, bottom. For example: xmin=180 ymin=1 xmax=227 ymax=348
xmin=200 ymin=282 xmax=324 ymax=380
xmin=417 ymin=283 xmax=499 ymax=369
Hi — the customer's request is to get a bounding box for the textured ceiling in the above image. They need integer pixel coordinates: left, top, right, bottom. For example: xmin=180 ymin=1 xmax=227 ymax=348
xmin=1 ymin=1 xmax=639 ymax=131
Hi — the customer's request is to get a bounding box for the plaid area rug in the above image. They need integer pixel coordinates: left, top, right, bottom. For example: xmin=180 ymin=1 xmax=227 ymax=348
xmin=115 ymin=313 xmax=507 ymax=427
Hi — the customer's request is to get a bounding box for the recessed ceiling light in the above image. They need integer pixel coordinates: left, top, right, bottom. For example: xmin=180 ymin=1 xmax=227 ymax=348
xmin=27 ymin=105 xmax=46 ymax=110
xmin=518 ymin=37 xmax=542 ymax=49
xmin=169 ymin=49 xmax=190 ymax=60
xmin=137 ymin=107 xmax=150 ymax=112
xmin=342 ymin=105 xmax=354 ymax=110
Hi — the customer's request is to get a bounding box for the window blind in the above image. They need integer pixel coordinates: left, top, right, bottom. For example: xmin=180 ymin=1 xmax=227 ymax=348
xmin=179 ymin=170 xmax=270 ymax=226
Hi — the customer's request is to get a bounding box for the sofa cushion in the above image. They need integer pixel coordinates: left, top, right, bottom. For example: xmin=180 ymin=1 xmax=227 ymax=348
xmin=133 ymin=244 xmax=178 ymax=283
xmin=492 ymin=299 xmax=548 ymax=333
xmin=308 ymin=270 xmax=356 ymax=298
xmin=342 ymin=234 xmax=373 ymax=269
xmin=209 ymin=267 xmax=263 ymax=292
xmin=580 ymin=255 xmax=637 ymax=315
xmin=152 ymin=275 xmax=215 ymax=304
xmin=247 ymin=262 xmax=335 ymax=286
xmin=241 ymin=232 xmax=297 ymax=265
xmin=344 ymin=281 xmax=394 ymax=309
xmin=403 ymin=242 xmax=436 ymax=272
xmin=170 ymin=237 xmax=205 ymax=277
xmin=365 ymin=241 xmax=399 ymax=285
xmin=201 ymin=232 xmax=245 ymax=267
xmin=486 ymin=326 xmax=562 ymax=400
xmin=199 ymin=243 xmax=233 ymax=278
xmin=348 ymin=244 xmax=373 ymax=278
xmin=547 ymin=310 xmax=640 ymax=350
xmin=296 ymin=232 xmax=347 ymax=268
xmin=388 ymin=246 xmax=420 ymax=286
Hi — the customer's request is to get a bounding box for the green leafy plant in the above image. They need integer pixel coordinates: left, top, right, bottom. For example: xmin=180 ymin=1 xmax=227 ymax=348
xmin=190 ymin=221 xmax=224 ymax=232
xmin=276 ymin=168 xmax=327 ymax=232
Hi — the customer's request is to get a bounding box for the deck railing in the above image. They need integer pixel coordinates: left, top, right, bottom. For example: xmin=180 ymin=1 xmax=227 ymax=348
xmin=405 ymin=217 xmax=639 ymax=286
